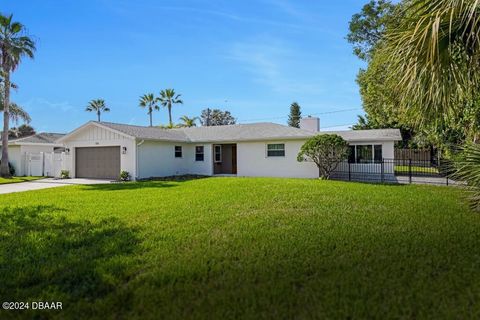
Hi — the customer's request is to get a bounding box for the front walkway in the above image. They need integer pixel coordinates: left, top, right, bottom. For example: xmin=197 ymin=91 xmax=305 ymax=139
xmin=0 ymin=178 xmax=113 ymax=195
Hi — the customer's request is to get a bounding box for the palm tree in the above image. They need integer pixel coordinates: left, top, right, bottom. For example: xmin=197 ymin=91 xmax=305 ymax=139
xmin=0 ymin=14 xmax=35 ymax=177
xmin=383 ymin=0 xmax=480 ymax=122
xmin=85 ymin=99 xmax=110 ymax=122
xmin=139 ymin=93 xmax=159 ymax=127
xmin=8 ymin=103 xmax=31 ymax=124
xmin=179 ymin=115 xmax=198 ymax=127
xmin=159 ymin=89 xmax=183 ymax=127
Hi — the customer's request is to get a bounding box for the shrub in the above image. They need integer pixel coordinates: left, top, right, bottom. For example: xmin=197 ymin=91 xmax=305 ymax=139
xmin=60 ymin=170 xmax=70 ymax=179
xmin=120 ymin=171 xmax=130 ymax=181
xmin=297 ymin=134 xmax=349 ymax=179
xmin=8 ymin=162 xmax=15 ymax=176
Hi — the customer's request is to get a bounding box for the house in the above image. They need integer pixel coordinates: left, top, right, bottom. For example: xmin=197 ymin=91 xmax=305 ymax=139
xmin=57 ymin=117 xmax=402 ymax=180
xmin=3 ymin=133 xmax=65 ymax=176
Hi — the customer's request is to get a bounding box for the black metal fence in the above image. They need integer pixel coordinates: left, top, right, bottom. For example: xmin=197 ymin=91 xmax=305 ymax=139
xmin=331 ymin=158 xmax=453 ymax=185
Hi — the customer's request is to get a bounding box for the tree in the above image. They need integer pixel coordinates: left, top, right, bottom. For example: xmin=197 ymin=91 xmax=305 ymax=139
xmin=0 ymin=13 xmax=35 ymax=178
xmin=200 ymin=108 xmax=236 ymax=126
xmin=8 ymin=124 xmax=35 ymax=139
xmin=139 ymin=93 xmax=159 ymax=127
xmin=297 ymin=134 xmax=349 ymax=179
xmin=179 ymin=115 xmax=198 ymax=127
xmin=158 ymin=89 xmax=183 ymax=127
xmin=381 ymin=0 xmax=480 ymax=123
xmin=287 ymin=102 xmax=301 ymax=128
xmin=86 ymin=99 xmax=109 ymax=122
xmin=347 ymin=0 xmax=398 ymax=61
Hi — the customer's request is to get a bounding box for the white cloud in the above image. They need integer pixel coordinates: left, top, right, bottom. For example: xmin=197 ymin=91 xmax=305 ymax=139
xmin=227 ymin=37 xmax=324 ymax=94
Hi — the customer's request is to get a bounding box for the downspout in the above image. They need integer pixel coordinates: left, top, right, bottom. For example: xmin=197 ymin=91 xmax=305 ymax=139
xmin=136 ymin=139 xmax=145 ymax=180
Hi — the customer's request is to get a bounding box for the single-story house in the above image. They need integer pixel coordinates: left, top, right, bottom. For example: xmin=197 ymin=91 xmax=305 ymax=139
xmin=3 ymin=133 xmax=65 ymax=176
xmin=57 ymin=117 xmax=402 ymax=180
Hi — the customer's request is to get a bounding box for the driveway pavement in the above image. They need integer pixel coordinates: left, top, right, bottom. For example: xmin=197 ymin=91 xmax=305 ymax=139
xmin=0 ymin=178 xmax=113 ymax=195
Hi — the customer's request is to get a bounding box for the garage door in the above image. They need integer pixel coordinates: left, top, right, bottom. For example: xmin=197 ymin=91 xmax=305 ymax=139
xmin=75 ymin=146 xmax=120 ymax=179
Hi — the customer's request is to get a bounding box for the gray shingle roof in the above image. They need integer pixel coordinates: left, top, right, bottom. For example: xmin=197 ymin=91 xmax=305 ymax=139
xmin=98 ymin=122 xmax=189 ymax=142
xmin=10 ymin=132 xmax=65 ymax=144
xmin=320 ymin=129 xmax=402 ymax=142
xmin=176 ymin=122 xmax=314 ymax=142
xmin=96 ymin=121 xmax=401 ymax=143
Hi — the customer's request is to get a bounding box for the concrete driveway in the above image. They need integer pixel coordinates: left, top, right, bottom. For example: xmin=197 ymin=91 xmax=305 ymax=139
xmin=0 ymin=178 xmax=113 ymax=195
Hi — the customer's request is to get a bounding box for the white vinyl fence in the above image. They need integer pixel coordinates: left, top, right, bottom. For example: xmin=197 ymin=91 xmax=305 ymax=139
xmin=23 ymin=152 xmax=66 ymax=178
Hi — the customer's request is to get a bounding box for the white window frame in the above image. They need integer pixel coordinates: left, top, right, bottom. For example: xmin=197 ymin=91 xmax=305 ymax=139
xmin=266 ymin=143 xmax=285 ymax=157
xmin=195 ymin=146 xmax=204 ymax=162
xmin=214 ymin=145 xmax=222 ymax=163
xmin=349 ymin=144 xmax=383 ymax=163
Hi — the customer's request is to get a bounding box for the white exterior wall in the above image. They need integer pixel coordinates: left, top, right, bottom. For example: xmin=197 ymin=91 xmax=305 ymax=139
xmin=348 ymin=140 xmax=395 ymax=174
xmin=62 ymin=125 xmax=136 ymax=178
xmin=137 ymin=142 xmax=213 ymax=179
xmin=7 ymin=145 xmax=22 ymax=176
xmin=237 ymin=140 xmax=318 ymax=178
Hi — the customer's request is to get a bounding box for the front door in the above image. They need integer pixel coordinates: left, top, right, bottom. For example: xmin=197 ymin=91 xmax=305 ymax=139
xmin=232 ymin=145 xmax=237 ymax=174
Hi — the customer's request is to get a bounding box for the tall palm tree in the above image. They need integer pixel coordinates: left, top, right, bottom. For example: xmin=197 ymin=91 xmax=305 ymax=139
xmin=0 ymin=14 xmax=35 ymax=177
xmin=139 ymin=93 xmax=159 ymax=127
xmin=85 ymin=99 xmax=110 ymax=122
xmin=139 ymin=93 xmax=160 ymax=127
xmin=7 ymin=103 xmax=30 ymax=124
xmin=383 ymin=0 xmax=480 ymax=122
xmin=179 ymin=115 xmax=198 ymax=127
xmin=159 ymin=89 xmax=183 ymax=127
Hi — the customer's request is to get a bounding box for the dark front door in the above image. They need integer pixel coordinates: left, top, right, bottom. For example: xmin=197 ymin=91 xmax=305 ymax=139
xmin=232 ymin=145 xmax=237 ymax=174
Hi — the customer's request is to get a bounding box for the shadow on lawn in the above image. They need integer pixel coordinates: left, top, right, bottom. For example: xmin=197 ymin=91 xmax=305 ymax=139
xmin=82 ymin=175 xmax=210 ymax=191
xmin=0 ymin=205 xmax=142 ymax=317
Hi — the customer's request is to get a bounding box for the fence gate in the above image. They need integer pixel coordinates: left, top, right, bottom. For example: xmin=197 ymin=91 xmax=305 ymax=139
xmin=25 ymin=152 xmax=65 ymax=177
xmin=27 ymin=152 xmax=44 ymax=176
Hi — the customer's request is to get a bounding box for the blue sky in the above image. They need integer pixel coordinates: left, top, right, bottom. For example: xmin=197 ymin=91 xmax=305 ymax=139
xmin=5 ymin=0 xmax=366 ymax=133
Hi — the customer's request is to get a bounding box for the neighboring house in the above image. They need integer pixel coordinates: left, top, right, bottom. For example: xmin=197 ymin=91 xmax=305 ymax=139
xmin=57 ymin=117 xmax=402 ymax=180
xmin=2 ymin=133 xmax=65 ymax=176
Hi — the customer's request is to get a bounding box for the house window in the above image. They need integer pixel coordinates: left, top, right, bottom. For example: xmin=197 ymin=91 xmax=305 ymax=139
xmin=348 ymin=146 xmax=356 ymax=163
xmin=267 ymin=144 xmax=285 ymax=157
xmin=175 ymin=146 xmax=182 ymax=158
xmin=374 ymin=145 xmax=383 ymax=162
xmin=195 ymin=146 xmax=204 ymax=161
xmin=214 ymin=145 xmax=222 ymax=163
xmin=356 ymin=145 xmax=373 ymax=163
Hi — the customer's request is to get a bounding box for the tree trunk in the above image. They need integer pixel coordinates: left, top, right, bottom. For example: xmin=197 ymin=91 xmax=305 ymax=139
xmin=97 ymin=112 xmax=101 ymax=122
xmin=168 ymin=104 xmax=172 ymax=126
xmin=1 ymin=71 xmax=11 ymax=177
xmin=149 ymin=111 xmax=152 ymax=127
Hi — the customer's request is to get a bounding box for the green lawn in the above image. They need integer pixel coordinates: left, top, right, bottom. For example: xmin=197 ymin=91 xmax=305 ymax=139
xmin=0 ymin=177 xmax=478 ymax=319
xmin=0 ymin=176 xmax=42 ymax=184
xmin=394 ymin=165 xmax=440 ymax=174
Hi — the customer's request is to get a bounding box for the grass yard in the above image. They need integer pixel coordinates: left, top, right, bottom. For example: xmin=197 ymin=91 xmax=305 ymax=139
xmin=0 ymin=176 xmax=42 ymax=184
xmin=394 ymin=165 xmax=439 ymax=175
xmin=0 ymin=177 xmax=478 ymax=319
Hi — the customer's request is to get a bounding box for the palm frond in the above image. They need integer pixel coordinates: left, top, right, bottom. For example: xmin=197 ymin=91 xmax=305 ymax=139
xmin=451 ymin=143 xmax=480 ymax=210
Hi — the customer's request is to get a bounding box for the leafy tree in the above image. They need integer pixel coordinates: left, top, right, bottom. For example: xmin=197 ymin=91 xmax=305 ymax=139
xmin=86 ymin=99 xmax=110 ymax=122
xmin=159 ymin=89 xmax=183 ymax=127
xmin=0 ymin=13 xmax=35 ymax=178
xmin=347 ymin=0 xmax=398 ymax=61
xmin=139 ymin=93 xmax=159 ymax=127
xmin=297 ymin=134 xmax=349 ymax=179
xmin=287 ymin=102 xmax=301 ymax=128
xmin=200 ymin=108 xmax=236 ymax=126
xmin=8 ymin=124 xmax=35 ymax=139
xmin=179 ymin=115 xmax=198 ymax=127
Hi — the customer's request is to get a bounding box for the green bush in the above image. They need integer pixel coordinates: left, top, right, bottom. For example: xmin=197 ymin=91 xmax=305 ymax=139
xmin=60 ymin=170 xmax=70 ymax=179
xmin=8 ymin=162 xmax=15 ymax=176
xmin=120 ymin=171 xmax=130 ymax=181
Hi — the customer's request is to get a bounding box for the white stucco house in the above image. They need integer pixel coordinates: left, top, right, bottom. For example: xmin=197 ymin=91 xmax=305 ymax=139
xmin=57 ymin=117 xmax=402 ymax=180
xmin=3 ymin=133 xmax=65 ymax=176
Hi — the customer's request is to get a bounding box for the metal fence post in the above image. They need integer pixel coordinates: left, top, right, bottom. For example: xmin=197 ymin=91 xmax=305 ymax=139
xmin=348 ymin=162 xmax=351 ymax=181
xmin=381 ymin=159 xmax=384 ymax=183
xmin=446 ymin=176 xmax=449 ymax=186
xmin=408 ymin=158 xmax=412 ymax=184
